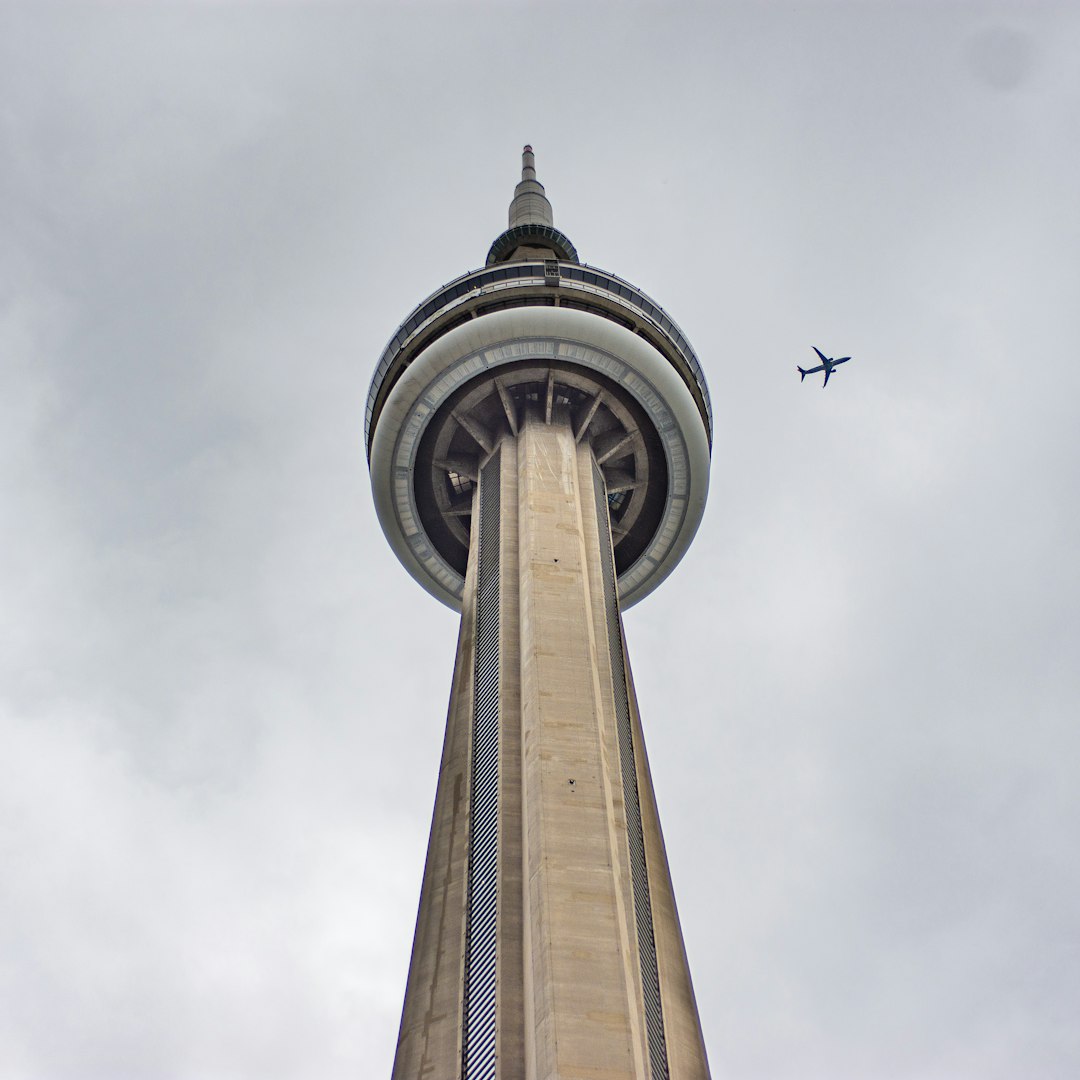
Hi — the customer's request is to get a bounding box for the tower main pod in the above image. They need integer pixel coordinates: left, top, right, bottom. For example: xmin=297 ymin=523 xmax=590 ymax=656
xmin=367 ymin=149 xmax=712 ymax=1080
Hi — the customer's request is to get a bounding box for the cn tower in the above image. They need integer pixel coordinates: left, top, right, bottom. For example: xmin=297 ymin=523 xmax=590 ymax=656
xmin=368 ymin=148 xmax=712 ymax=1080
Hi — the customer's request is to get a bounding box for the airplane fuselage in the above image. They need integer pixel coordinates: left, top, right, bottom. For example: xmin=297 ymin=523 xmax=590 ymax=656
xmin=801 ymin=358 xmax=849 ymax=375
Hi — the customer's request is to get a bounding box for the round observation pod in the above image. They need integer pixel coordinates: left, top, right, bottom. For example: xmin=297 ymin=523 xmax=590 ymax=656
xmin=366 ymin=149 xmax=712 ymax=610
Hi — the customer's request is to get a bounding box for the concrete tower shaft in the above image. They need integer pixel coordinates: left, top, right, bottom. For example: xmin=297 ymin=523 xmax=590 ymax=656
xmin=390 ymin=412 xmax=710 ymax=1079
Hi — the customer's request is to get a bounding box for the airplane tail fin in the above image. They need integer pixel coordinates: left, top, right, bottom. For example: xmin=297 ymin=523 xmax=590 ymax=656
xmin=798 ymin=367 xmax=807 ymax=381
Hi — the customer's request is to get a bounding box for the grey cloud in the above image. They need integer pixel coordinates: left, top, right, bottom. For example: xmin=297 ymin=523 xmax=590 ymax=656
xmin=1 ymin=2 xmax=1079 ymax=1077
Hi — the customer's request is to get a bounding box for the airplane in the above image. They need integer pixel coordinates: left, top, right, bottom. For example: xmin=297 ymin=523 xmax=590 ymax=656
xmin=798 ymin=346 xmax=851 ymax=388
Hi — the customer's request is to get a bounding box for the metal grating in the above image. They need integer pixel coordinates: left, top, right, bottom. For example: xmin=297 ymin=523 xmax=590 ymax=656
xmin=593 ymin=459 xmax=669 ymax=1080
xmin=462 ymin=449 xmax=501 ymax=1079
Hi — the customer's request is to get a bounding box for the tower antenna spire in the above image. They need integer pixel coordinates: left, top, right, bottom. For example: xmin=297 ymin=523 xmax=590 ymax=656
xmin=486 ymin=144 xmax=579 ymax=264
xmin=508 ymin=143 xmax=554 ymax=228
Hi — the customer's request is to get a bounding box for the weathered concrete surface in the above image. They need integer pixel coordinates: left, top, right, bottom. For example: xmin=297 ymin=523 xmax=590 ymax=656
xmin=518 ymin=411 xmax=647 ymax=1079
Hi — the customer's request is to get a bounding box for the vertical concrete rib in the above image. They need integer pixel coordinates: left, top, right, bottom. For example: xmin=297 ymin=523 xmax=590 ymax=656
xmin=391 ymin=509 xmax=478 ymax=1080
xmin=592 ymin=459 xmax=670 ymax=1079
xmin=495 ymin=440 xmax=525 ymax=1078
xmin=518 ymin=410 xmax=642 ymax=1078
xmin=626 ymin=659 xmax=712 ymax=1078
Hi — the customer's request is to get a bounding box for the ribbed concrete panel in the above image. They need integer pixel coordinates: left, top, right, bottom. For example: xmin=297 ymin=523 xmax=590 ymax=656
xmin=593 ymin=457 xmax=670 ymax=1079
xmin=494 ymin=441 xmax=526 ymax=1078
xmin=517 ymin=411 xmax=645 ymax=1079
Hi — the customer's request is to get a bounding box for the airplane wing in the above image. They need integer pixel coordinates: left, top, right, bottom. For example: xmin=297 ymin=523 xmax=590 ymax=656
xmin=823 ymin=368 xmax=832 ymax=388
xmin=813 ymin=346 xmax=828 ymax=364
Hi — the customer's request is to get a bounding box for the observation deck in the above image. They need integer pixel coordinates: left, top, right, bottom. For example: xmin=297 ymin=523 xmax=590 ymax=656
xmin=367 ymin=156 xmax=712 ymax=611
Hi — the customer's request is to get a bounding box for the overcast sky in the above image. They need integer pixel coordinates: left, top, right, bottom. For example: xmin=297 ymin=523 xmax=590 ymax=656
xmin=2 ymin=2 xmax=1078 ymax=1078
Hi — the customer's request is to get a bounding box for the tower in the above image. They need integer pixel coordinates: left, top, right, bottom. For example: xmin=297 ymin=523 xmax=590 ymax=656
xmin=368 ymin=148 xmax=712 ymax=1079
